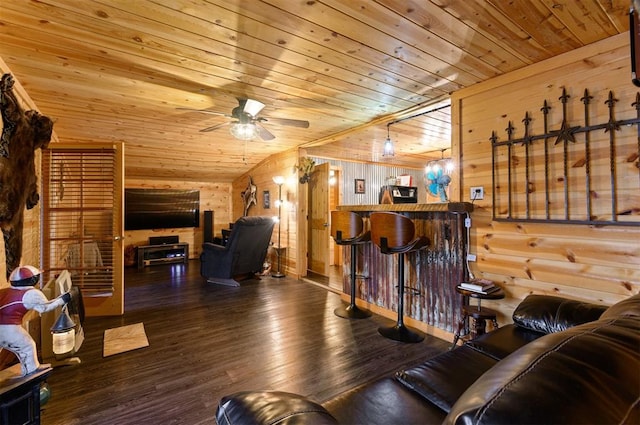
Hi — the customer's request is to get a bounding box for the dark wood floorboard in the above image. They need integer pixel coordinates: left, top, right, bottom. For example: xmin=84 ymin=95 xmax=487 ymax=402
xmin=40 ymin=261 xmax=449 ymax=425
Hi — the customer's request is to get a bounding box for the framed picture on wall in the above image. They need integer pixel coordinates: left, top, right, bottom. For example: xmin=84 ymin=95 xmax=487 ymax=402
xmin=355 ymin=179 xmax=365 ymax=194
xmin=263 ymin=191 xmax=270 ymax=209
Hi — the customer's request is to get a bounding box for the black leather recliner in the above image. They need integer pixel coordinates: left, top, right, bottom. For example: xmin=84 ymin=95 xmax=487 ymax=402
xmin=200 ymin=216 xmax=274 ymax=286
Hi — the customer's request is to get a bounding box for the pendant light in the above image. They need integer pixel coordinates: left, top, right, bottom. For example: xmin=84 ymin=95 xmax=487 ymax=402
xmin=382 ymin=123 xmax=394 ymax=157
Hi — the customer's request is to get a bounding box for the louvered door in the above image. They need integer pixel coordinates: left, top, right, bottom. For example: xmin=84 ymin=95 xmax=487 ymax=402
xmin=41 ymin=143 xmax=124 ymax=316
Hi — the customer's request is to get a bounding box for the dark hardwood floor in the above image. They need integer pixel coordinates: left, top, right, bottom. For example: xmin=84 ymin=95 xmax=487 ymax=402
xmin=41 ymin=261 xmax=449 ymax=425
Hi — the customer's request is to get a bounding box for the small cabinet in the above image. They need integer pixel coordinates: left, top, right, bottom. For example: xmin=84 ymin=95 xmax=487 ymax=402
xmin=137 ymin=243 xmax=189 ymax=269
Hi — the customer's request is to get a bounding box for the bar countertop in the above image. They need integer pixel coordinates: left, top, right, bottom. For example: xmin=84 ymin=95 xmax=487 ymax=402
xmin=337 ymin=202 xmax=473 ymax=213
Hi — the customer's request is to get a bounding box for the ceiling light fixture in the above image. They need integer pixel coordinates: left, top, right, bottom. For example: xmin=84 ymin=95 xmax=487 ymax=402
xmin=425 ymin=149 xmax=454 ymax=174
xmin=382 ymin=123 xmax=395 ymax=157
xmin=230 ymin=122 xmax=257 ymax=140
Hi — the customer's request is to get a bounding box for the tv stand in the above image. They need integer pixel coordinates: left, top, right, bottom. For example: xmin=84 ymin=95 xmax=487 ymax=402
xmin=137 ymin=242 xmax=189 ymax=269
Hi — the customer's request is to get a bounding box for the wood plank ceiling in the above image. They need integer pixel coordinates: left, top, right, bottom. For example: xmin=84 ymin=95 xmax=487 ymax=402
xmin=0 ymin=0 xmax=629 ymax=182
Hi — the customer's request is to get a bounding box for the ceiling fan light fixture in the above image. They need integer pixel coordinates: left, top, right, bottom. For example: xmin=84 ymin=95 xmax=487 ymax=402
xmin=230 ymin=122 xmax=257 ymax=140
xmin=243 ymin=99 xmax=265 ymax=117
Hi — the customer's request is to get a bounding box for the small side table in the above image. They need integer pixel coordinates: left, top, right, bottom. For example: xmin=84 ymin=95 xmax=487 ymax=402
xmin=451 ymin=286 xmax=505 ymax=349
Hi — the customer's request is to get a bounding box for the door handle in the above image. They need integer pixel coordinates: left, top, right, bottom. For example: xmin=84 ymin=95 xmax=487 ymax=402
xmin=323 ymin=222 xmax=329 ymax=227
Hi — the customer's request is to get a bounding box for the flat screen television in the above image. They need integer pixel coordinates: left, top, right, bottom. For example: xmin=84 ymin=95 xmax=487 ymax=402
xmin=125 ymin=189 xmax=200 ymax=230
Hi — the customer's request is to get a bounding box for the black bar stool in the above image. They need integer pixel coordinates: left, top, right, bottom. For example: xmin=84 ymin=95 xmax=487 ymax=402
xmin=330 ymin=211 xmax=372 ymax=319
xmin=370 ymin=212 xmax=430 ymax=343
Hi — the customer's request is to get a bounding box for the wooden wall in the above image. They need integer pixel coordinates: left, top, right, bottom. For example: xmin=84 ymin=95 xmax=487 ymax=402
xmin=232 ymin=149 xmax=302 ymax=277
xmin=453 ymin=33 xmax=640 ymax=323
xmin=125 ymin=179 xmax=232 ymax=259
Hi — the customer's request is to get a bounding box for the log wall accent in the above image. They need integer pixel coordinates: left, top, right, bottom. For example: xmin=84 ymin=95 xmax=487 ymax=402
xmin=453 ymin=33 xmax=640 ymax=323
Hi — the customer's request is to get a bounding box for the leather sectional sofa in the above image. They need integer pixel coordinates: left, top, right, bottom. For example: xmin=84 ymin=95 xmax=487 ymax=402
xmin=215 ymin=293 xmax=640 ymax=424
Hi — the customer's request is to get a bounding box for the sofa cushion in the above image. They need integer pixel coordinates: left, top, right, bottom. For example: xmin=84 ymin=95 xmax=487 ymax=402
xmin=464 ymin=324 xmax=545 ymax=360
xmin=394 ymin=345 xmax=498 ymax=412
xmin=216 ymin=391 xmax=337 ymax=425
xmin=512 ymin=294 xmax=607 ymax=334
xmin=323 ymin=377 xmax=447 ymax=425
xmin=444 ymin=316 xmax=640 ymax=425
xmin=600 ymin=293 xmax=640 ymax=320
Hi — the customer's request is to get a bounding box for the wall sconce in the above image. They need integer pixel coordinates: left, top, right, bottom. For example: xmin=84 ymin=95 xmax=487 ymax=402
xmin=272 ymin=175 xmax=285 ymax=278
xmin=382 ymin=123 xmax=394 ymax=157
xmin=329 ymin=169 xmax=336 ymax=186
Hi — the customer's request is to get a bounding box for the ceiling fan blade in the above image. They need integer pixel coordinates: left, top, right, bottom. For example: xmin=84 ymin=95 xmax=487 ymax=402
xmin=263 ymin=117 xmax=310 ymax=128
xmin=200 ymin=122 xmax=229 ymax=132
xmin=177 ymin=107 xmax=228 ymax=117
xmin=255 ymin=123 xmax=276 ymax=141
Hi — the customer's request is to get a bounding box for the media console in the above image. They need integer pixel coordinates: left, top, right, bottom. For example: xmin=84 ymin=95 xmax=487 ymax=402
xmin=137 ymin=242 xmax=189 ymax=269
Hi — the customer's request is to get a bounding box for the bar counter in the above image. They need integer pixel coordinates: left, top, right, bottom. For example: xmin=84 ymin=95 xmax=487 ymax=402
xmin=336 ymin=203 xmax=473 ymax=334
xmin=337 ymin=202 xmax=473 ymax=214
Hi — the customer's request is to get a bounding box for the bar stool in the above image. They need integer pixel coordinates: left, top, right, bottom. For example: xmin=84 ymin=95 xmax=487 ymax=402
xmin=330 ymin=211 xmax=372 ymax=319
xmin=370 ymin=212 xmax=430 ymax=343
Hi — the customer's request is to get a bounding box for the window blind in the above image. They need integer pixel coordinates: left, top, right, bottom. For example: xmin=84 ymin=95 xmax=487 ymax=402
xmin=42 ymin=148 xmax=117 ymax=295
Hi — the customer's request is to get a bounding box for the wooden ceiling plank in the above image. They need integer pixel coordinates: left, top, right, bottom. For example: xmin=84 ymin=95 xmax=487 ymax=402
xmin=540 ymin=0 xmax=623 ymax=45
xmin=321 ymin=0 xmax=505 ymax=79
xmin=261 ymin=0 xmax=489 ymax=85
xmin=68 ymin=0 xmax=451 ymax=105
xmin=173 ymin=0 xmax=472 ymax=91
xmin=377 ymin=0 xmax=529 ymax=71
xmin=0 ymin=13 xmax=414 ymax=119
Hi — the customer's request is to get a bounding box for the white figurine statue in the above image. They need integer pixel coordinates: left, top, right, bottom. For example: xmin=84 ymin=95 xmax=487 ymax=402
xmin=0 ymin=265 xmax=70 ymax=376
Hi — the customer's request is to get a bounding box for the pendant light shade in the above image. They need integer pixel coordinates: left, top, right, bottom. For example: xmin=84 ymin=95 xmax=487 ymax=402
xmin=382 ymin=124 xmax=394 ymax=157
xmin=230 ymin=123 xmax=257 ymax=140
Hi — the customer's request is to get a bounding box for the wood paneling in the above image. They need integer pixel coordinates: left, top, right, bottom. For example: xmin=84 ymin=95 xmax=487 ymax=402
xmin=124 ymin=179 xmax=232 ymax=259
xmin=0 ymin=1 xmax=628 ymax=183
xmin=453 ymin=34 xmax=640 ymax=323
xmin=231 ymin=149 xmax=301 ymax=276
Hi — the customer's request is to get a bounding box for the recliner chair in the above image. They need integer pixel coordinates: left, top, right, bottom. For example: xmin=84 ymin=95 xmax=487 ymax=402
xmin=200 ymin=216 xmax=275 ymax=286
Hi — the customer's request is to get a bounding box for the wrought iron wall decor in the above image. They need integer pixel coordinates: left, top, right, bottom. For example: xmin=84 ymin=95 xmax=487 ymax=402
xmin=491 ymin=88 xmax=640 ymax=226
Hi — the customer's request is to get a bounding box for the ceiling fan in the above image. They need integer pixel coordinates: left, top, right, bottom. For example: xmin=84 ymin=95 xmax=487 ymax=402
xmin=177 ymin=98 xmax=309 ymax=141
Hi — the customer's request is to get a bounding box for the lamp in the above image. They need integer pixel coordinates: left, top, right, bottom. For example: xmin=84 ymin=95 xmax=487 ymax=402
xmin=230 ymin=122 xmax=257 ymax=140
xmin=272 ymin=175 xmax=285 ymax=278
xmin=50 ymin=305 xmax=76 ymax=357
xmin=425 ymin=149 xmax=454 ymax=174
xmin=382 ymin=123 xmax=394 ymax=157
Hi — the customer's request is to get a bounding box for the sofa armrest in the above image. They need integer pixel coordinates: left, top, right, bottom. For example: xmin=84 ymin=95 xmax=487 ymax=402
xmin=444 ymin=316 xmax=640 ymax=425
xmin=512 ymin=294 xmax=607 ymax=334
xmin=216 ymin=391 xmax=338 ymax=425
xmin=202 ymin=242 xmax=228 ymax=254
